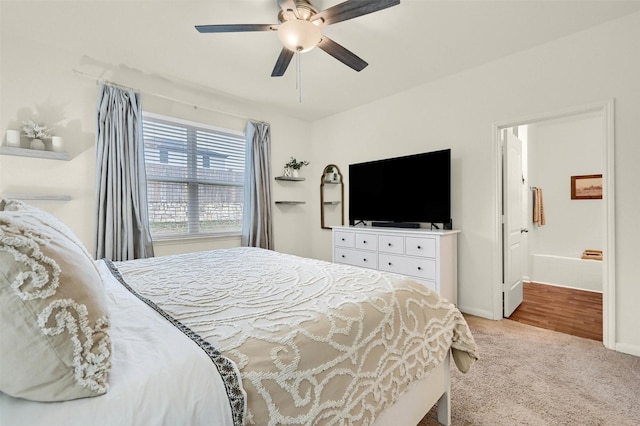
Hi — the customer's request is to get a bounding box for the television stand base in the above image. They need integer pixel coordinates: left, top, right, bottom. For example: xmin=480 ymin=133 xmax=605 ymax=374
xmin=371 ymin=222 xmax=420 ymax=229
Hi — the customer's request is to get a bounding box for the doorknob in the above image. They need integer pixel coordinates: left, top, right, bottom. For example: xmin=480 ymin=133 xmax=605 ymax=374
xmin=521 ymin=228 xmax=529 ymax=233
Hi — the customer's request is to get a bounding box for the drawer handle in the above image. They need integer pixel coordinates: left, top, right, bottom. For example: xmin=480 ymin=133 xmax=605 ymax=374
xmin=363 ymin=258 xmax=368 ymax=262
xmin=417 ymin=245 xmax=422 ymax=249
xmin=363 ymin=240 xmax=367 ymax=244
xmin=341 ymin=255 xmax=345 ymax=258
xmin=388 ymin=243 xmax=392 ymax=246
xmin=417 ymin=266 xmax=422 ymax=271
xmin=388 ymin=262 xmax=392 ymax=266
xmin=341 ymin=238 xmax=345 ymax=241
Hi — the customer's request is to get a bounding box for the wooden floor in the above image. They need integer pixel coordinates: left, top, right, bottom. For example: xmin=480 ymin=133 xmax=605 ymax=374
xmin=508 ymin=282 xmax=603 ymax=341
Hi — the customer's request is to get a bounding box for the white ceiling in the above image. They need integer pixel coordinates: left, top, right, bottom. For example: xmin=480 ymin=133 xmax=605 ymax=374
xmin=3 ymin=0 xmax=640 ymax=121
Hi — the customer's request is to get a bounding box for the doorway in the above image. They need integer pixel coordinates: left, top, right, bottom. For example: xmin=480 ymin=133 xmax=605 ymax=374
xmin=492 ymin=101 xmax=615 ymax=348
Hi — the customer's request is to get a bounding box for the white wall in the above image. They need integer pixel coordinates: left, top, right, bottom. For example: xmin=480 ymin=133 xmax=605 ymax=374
xmin=308 ymin=12 xmax=640 ymax=355
xmin=0 ymin=33 xmax=314 ymax=258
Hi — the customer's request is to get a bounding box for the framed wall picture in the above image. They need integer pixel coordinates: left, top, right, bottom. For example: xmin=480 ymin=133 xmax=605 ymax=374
xmin=571 ymin=174 xmax=602 ymax=200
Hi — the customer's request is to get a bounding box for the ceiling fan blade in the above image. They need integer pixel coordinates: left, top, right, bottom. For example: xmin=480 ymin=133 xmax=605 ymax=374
xmin=317 ymin=36 xmax=368 ymax=72
xmin=195 ymin=24 xmax=276 ymax=33
xmin=271 ymin=48 xmax=295 ymax=77
xmin=311 ymin=0 xmax=400 ymax=27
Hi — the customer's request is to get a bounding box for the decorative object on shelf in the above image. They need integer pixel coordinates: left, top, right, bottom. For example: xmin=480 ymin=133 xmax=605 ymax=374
xmin=51 ymin=136 xmax=64 ymax=153
xmin=324 ymin=166 xmax=335 ymax=183
xmin=284 ymin=157 xmax=309 ymax=178
xmin=30 ymin=138 xmax=45 ymax=150
xmin=5 ymin=130 xmax=20 ymax=148
xmin=320 ymin=164 xmax=344 ymax=230
xmin=22 ymin=120 xmax=51 ymax=150
xmin=323 ymin=166 xmax=341 ymax=183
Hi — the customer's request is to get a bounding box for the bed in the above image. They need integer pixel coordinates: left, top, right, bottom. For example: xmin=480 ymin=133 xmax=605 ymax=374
xmin=0 ymin=200 xmax=478 ymax=426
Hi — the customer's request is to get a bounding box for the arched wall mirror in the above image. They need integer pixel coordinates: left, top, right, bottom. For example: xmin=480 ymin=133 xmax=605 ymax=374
xmin=320 ymin=164 xmax=344 ymax=230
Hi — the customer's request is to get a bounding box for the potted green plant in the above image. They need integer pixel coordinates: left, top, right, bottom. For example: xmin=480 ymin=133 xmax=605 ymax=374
xmin=284 ymin=157 xmax=310 ymax=177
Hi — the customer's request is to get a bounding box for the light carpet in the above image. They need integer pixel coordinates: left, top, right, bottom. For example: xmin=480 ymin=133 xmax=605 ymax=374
xmin=418 ymin=315 xmax=640 ymax=426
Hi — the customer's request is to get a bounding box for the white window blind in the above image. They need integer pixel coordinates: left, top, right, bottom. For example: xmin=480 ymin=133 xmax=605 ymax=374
xmin=142 ymin=113 xmax=245 ymax=238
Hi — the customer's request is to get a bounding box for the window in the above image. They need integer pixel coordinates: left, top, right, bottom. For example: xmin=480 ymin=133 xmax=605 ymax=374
xmin=142 ymin=113 xmax=246 ymax=238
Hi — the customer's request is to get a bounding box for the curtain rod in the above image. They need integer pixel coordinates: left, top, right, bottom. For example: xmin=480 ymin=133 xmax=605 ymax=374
xmin=72 ymin=69 xmax=254 ymax=122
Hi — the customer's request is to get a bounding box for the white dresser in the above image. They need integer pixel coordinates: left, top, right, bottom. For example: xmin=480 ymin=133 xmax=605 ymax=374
xmin=332 ymin=226 xmax=460 ymax=304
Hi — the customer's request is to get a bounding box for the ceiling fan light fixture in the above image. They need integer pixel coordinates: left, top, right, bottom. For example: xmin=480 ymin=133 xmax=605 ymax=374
xmin=277 ymin=19 xmax=321 ymax=52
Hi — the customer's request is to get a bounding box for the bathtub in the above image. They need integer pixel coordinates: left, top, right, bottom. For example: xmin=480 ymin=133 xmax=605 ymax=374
xmin=530 ymin=254 xmax=602 ymax=292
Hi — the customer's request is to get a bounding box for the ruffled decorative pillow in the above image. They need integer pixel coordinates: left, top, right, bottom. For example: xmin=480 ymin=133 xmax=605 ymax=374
xmin=0 ymin=199 xmax=111 ymax=401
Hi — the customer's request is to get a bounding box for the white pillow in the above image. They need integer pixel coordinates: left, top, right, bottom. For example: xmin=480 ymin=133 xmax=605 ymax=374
xmin=0 ymin=199 xmax=111 ymax=401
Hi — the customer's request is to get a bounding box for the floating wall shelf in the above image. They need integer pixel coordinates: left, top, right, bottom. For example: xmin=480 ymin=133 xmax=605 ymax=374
xmin=275 ymin=175 xmax=305 ymax=205
xmin=4 ymin=194 xmax=72 ymax=201
xmin=275 ymin=176 xmax=305 ymax=181
xmin=0 ymin=146 xmax=70 ymax=161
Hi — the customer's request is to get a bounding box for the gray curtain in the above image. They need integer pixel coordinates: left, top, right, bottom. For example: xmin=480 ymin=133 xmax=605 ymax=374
xmin=94 ymin=83 xmax=154 ymax=261
xmin=241 ymin=120 xmax=273 ymax=249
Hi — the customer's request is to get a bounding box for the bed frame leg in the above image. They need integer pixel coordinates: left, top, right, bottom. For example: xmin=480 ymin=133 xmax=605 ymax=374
xmin=437 ymin=353 xmax=451 ymax=425
xmin=436 ymin=390 xmax=451 ymax=425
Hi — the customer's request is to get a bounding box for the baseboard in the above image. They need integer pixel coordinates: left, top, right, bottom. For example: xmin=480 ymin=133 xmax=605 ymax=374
xmin=458 ymin=306 xmax=496 ymax=320
xmin=614 ymin=342 xmax=640 ymax=357
xmin=528 ymin=280 xmax=603 ymax=294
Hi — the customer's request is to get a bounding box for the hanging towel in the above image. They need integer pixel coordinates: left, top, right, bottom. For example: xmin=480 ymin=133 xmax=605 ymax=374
xmin=533 ymin=187 xmax=546 ymax=226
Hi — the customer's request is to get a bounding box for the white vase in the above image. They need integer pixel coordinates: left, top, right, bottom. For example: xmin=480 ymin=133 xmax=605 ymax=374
xmin=30 ymin=138 xmax=45 ymax=150
xmin=5 ymin=130 xmax=20 ymax=148
xmin=51 ymin=136 xmax=64 ymax=152
xmin=292 ymin=169 xmax=300 ymax=178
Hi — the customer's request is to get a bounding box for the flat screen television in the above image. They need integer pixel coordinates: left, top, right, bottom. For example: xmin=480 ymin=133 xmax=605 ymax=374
xmin=348 ymin=149 xmax=451 ymax=228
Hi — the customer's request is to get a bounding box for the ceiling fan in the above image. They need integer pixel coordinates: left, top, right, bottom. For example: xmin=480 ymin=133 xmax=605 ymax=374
xmin=195 ymin=0 xmax=400 ymax=77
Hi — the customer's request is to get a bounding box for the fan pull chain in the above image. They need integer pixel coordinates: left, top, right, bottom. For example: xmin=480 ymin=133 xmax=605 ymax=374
xmin=296 ymin=50 xmax=303 ymax=103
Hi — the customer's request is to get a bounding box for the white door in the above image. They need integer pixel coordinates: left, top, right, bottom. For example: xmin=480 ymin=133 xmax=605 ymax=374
xmin=503 ymin=129 xmax=524 ymax=317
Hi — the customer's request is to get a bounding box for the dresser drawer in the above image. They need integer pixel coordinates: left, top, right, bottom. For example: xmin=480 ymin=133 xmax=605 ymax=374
xmin=355 ymin=233 xmax=378 ymax=251
xmin=405 ymin=237 xmax=436 ymax=258
xmin=379 ymin=253 xmax=436 ymax=280
xmin=334 ymin=231 xmax=355 ymax=248
xmin=378 ymin=235 xmax=404 ymax=254
xmin=335 ymin=248 xmax=378 ymax=269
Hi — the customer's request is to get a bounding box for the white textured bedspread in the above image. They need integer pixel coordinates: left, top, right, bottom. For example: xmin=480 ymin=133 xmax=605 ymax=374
xmin=113 ymin=247 xmax=478 ymax=425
